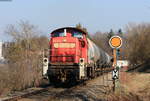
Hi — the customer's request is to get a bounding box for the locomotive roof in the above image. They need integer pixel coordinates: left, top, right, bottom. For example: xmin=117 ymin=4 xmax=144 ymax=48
xmin=51 ymin=27 xmax=87 ymax=35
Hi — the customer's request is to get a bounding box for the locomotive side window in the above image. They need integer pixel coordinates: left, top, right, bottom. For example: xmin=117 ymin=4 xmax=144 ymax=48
xmin=72 ymin=31 xmax=83 ymax=38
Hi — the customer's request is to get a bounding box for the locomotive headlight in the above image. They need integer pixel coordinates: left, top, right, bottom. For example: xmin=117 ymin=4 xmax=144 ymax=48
xmin=79 ymin=58 xmax=84 ymax=65
xmin=43 ymin=58 xmax=48 ymax=66
xmin=79 ymin=58 xmax=85 ymax=79
xmin=42 ymin=57 xmax=49 ymax=77
xmin=80 ymin=59 xmax=84 ymax=63
xmin=44 ymin=58 xmax=47 ymax=63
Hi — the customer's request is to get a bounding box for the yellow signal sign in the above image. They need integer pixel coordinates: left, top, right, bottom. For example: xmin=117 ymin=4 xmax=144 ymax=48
xmin=109 ymin=36 xmax=122 ymax=48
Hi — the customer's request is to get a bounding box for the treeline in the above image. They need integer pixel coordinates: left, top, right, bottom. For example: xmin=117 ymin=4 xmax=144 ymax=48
xmin=0 ymin=21 xmax=49 ymax=95
xmin=125 ymin=24 xmax=150 ymax=65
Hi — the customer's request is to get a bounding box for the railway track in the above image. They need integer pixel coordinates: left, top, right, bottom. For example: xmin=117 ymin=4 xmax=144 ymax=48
xmin=127 ymin=62 xmax=150 ymax=72
xmin=0 ymin=80 xmax=89 ymax=101
xmin=52 ymin=72 xmax=113 ymax=101
xmin=0 ymin=69 xmax=113 ymax=101
xmin=0 ymin=86 xmax=66 ymax=101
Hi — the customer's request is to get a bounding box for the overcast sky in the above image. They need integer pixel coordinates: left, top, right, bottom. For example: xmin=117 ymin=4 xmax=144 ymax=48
xmin=0 ymin=0 xmax=150 ymax=41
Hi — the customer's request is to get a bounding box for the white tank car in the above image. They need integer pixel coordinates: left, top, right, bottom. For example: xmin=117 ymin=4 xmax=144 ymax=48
xmin=87 ymin=38 xmax=112 ymax=67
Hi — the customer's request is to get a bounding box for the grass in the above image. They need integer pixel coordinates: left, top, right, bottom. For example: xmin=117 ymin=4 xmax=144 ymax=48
xmin=108 ymin=72 xmax=150 ymax=101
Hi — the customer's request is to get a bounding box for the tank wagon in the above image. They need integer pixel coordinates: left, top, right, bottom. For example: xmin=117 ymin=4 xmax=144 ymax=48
xmin=44 ymin=27 xmax=112 ymax=83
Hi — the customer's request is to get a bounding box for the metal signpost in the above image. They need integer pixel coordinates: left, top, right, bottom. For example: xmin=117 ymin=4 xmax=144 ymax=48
xmin=109 ymin=36 xmax=122 ymax=92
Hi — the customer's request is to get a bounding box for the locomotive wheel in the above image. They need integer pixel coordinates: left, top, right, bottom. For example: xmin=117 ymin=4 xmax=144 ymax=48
xmin=90 ymin=67 xmax=96 ymax=78
xmin=48 ymin=75 xmax=58 ymax=85
xmin=66 ymin=72 xmax=77 ymax=86
xmin=87 ymin=67 xmax=91 ymax=78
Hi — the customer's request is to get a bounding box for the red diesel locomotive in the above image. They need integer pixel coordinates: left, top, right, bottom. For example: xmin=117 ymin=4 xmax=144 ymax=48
xmin=46 ymin=27 xmax=112 ymax=83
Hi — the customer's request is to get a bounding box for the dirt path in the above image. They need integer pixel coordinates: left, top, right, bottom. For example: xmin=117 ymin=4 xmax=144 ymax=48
xmin=50 ymin=73 xmax=113 ymax=101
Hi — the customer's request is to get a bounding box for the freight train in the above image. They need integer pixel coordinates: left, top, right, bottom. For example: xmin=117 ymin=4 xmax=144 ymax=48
xmin=43 ymin=27 xmax=113 ymax=84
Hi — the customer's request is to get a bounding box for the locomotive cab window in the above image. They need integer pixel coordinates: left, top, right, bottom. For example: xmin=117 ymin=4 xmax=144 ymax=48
xmin=51 ymin=28 xmax=84 ymax=38
xmin=52 ymin=30 xmax=65 ymax=37
xmin=72 ymin=31 xmax=83 ymax=38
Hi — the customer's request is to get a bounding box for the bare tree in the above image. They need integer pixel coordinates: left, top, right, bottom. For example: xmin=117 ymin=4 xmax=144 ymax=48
xmin=5 ymin=20 xmax=40 ymax=41
xmin=3 ymin=21 xmax=49 ymax=91
xmin=125 ymin=23 xmax=150 ymax=65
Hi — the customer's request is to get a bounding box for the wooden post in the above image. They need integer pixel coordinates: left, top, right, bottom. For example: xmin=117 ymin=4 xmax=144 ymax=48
xmin=113 ymin=49 xmax=117 ymax=67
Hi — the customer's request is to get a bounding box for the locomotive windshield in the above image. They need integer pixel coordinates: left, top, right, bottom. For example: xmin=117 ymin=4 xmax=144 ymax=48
xmin=52 ymin=31 xmax=65 ymax=37
xmin=72 ymin=31 xmax=83 ymax=38
xmin=51 ymin=29 xmax=83 ymax=38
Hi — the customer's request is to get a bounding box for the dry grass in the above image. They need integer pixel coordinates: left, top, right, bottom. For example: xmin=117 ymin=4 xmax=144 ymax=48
xmin=108 ymin=72 xmax=150 ymax=101
xmin=0 ymin=65 xmax=12 ymax=96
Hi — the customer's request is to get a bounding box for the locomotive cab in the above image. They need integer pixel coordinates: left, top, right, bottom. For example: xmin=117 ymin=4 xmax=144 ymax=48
xmin=48 ymin=27 xmax=88 ymax=83
xmin=50 ymin=27 xmax=88 ymax=63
